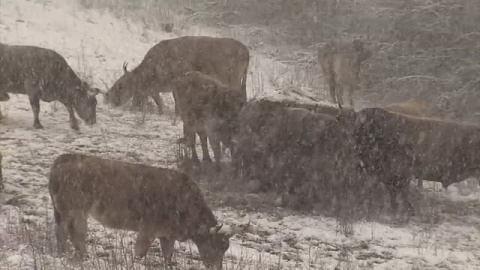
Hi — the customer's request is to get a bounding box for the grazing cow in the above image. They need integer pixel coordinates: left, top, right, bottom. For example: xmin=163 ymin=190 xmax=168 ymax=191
xmin=384 ymin=98 xmax=428 ymax=118
xmin=0 ymin=43 xmax=100 ymax=130
xmin=233 ymin=99 xmax=349 ymax=208
xmin=351 ymin=107 xmax=480 ymax=214
xmin=175 ymin=71 xmax=245 ymax=164
xmin=318 ymin=39 xmax=371 ymax=108
xmin=106 ymin=36 xmax=250 ymax=114
xmin=233 ymin=99 xmax=339 ymax=176
xmin=49 ymin=153 xmax=248 ymax=269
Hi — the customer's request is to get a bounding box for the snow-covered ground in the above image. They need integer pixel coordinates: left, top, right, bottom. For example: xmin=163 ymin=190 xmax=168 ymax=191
xmin=0 ymin=0 xmax=479 ymax=269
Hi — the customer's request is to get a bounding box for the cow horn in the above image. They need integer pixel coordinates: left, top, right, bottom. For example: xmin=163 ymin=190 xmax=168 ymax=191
xmin=210 ymin=224 xmax=226 ymax=235
xmin=87 ymin=87 xmax=103 ymax=96
xmin=123 ymin=62 xmax=129 ymax=74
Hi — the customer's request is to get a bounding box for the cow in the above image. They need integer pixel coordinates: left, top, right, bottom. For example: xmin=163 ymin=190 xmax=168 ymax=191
xmin=351 ymin=107 xmax=480 ymax=215
xmin=318 ymin=39 xmax=371 ymax=108
xmin=106 ymin=36 xmax=250 ymax=114
xmin=175 ymin=71 xmax=245 ymax=164
xmin=384 ymin=98 xmax=428 ymax=118
xmin=0 ymin=43 xmax=100 ymax=130
xmin=49 ymin=153 xmax=249 ymax=269
xmin=233 ymin=99 xmax=339 ymax=178
xmin=233 ymin=99 xmax=351 ymax=209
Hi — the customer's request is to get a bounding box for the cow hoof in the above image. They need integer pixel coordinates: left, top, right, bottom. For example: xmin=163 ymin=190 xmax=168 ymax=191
xmin=203 ymin=157 xmax=212 ymax=163
xmin=71 ymin=125 xmax=80 ymax=131
xmin=33 ymin=123 xmax=44 ymax=129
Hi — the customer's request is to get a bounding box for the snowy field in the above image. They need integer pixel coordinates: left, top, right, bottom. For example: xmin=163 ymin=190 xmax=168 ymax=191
xmin=0 ymin=0 xmax=480 ymax=269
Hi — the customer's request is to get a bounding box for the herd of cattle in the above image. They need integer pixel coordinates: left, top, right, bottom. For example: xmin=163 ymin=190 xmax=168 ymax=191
xmin=0 ymin=35 xmax=479 ymax=268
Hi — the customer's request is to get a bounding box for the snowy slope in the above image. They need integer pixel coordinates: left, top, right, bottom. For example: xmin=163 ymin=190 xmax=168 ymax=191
xmin=0 ymin=0 xmax=480 ymax=269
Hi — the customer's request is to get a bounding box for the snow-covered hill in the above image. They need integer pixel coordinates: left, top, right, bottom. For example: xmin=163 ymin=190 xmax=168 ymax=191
xmin=0 ymin=0 xmax=479 ymax=269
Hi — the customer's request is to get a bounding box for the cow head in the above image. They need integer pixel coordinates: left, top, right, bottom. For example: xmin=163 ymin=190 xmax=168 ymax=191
xmin=105 ymin=62 xmax=136 ymax=107
xmin=74 ymin=83 xmax=100 ymax=125
xmin=195 ymin=221 xmax=250 ymax=269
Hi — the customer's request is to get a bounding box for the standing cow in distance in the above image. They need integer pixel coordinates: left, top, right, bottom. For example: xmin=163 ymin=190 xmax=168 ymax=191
xmin=49 ymin=153 xmax=249 ymax=269
xmin=175 ymin=71 xmax=245 ymax=165
xmin=0 ymin=43 xmax=100 ymax=130
xmin=106 ymin=36 xmax=250 ymax=114
xmin=318 ymin=39 xmax=371 ymax=108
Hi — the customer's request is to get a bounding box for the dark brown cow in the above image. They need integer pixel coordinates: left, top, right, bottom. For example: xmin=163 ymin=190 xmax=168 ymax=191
xmin=0 ymin=43 xmax=100 ymax=130
xmin=175 ymin=71 xmax=245 ymax=164
xmin=233 ymin=99 xmax=339 ymax=177
xmin=233 ymin=100 xmax=350 ymax=209
xmin=49 ymin=153 xmax=248 ymax=269
xmin=351 ymin=107 xmax=480 ymax=214
xmin=106 ymin=36 xmax=249 ymax=114
xmin=318 ymin=39 xmax=371 ymax=108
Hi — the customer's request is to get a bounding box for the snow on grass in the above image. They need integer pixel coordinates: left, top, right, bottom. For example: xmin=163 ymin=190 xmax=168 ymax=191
xmin=0 ymin=0 xmax=479 ymax=269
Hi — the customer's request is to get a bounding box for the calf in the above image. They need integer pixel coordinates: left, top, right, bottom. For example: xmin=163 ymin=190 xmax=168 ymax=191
xmin=0 ymin=43 xmax=100 ymax=130
xmin=49 ymin=153 xmax=248 ymax=269
xmin=174 ymin=71 xmax=245 ymax=164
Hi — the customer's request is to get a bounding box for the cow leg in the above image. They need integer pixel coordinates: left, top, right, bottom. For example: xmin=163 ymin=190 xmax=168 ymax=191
xmin=53 ymin=209 xmax=69 ymax=254
xmin=171 ymin=91 xmax=179 ymax=115
xmin=159 ymin=237 xmax=175 ymax=267
xmin=388 ymin=188 xmax=399 ymax=215
xmin=328 ymin=76 xmax=337 ymax=104
xmin=209 ymin=137 xmax=222 ymax=164
xmin=131 ymin=93 xmax=144 ymax=110
xmin=29 ymin=94 xmax=43 ymax=129
xmin=68 ymin=211 xmax=88 ymax=259
xmin=65 ymin=104 xmax=80 ymax=130
xmin=336 ymin=85 xmax=344 ymax=108
xmin=198 ymin=130 xmax=212 ymax=163
xmin=134 ymin=230 xmax=155 ymax=258
xmin=185 ymin=124 xmax=200 ymax=164
xmin=400 ymin=188 xmax=415 ymax=217
xmin=150 ymin=92 xmax=164 ymax=115
xmin=417 ymin=179 xmax=423 ymax=189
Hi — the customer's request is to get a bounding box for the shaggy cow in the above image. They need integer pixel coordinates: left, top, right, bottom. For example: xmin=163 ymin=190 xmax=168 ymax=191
xmin=352 ymin=107 xmax=480 ymax=214
xmin=233 ymin=99 xmax=339 ymax=177
xmin=233 ymin=100 xmax=353 ymax=209
xmin=0 ymin=43 xmax=100 ymax=130
xmin=175 ymin=71 xmax=245 ymax=164
xmin=106 ymin=36 xmax=249 ymax=114
xmin=318 ymin=39 xmax=371 ymax=108
xmin=49 ymin=153 xmax=248 ymax=269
